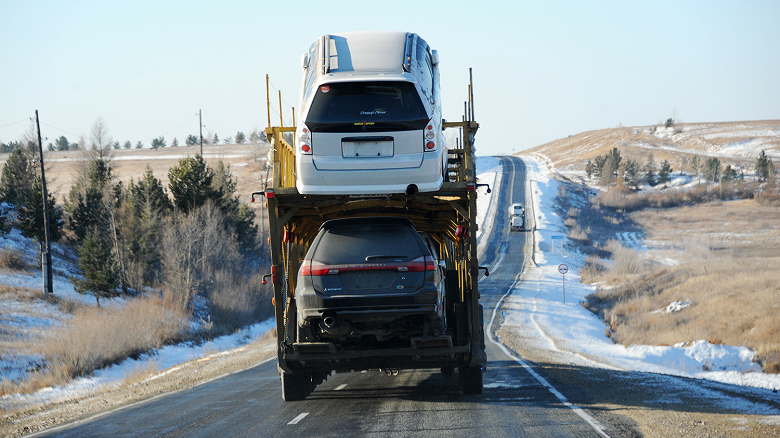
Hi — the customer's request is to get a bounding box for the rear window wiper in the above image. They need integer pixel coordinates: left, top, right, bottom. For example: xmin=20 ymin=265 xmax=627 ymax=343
xmin=365 ymin=255 xmax=407 ymax=261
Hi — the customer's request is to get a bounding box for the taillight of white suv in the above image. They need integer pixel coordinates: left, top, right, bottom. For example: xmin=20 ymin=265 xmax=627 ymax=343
xmin=424 ymin=122 xmax=437 ymax=152
xmin=299 ymin=124 xmax=312 ymax=155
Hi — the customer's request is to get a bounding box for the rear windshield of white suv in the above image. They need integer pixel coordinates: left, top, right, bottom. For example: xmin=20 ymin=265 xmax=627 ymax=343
xmin=305 ymin=81 xmax=428 ymax=133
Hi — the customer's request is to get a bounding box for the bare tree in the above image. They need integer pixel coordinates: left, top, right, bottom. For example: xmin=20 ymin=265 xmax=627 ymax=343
xmin=161 ymin=202 xmax=241 ymax=307
xmin=88 ymin=117 xmax=114 ymax=161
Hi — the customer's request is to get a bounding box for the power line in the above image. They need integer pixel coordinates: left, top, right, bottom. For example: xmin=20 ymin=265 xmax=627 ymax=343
xmin=268 ymin=79 xmax=296 ymax=110
xmin=0 ymin=118 xmax=30 ymax=130
xmin=40 ymin=122 xmax=81 ymax=138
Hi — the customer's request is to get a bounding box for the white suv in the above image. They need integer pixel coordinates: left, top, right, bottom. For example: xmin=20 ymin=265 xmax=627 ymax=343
xmin=295 ymin=31 xmax=446 ymax=195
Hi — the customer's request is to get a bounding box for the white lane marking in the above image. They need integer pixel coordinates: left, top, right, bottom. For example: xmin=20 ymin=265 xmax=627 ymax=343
xmin=334 ymin=384 xmax=347 ymax=391
xmin=287 ymin=412 xmax=309 ymax=425
xmin=487 ymin=272 xmax=612 ymax=438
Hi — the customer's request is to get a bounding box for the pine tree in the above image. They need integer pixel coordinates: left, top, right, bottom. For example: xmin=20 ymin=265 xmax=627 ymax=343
xmin=72 ymin=228 xmax=119 ymax=306
xmin=168 ymin=155 xmax=220 ymax=214
xmin=211 ymin=160 xmax=258 ymax=255
xmin=643 ymin=155 xmax=656 ymax=186
xmin=621 ymin=157 xmax=641 ymax=190
xmin=0 ymin=147 xmax=35 ymax=209
xmin=18 ymin=177 xmax=63 ymax=243
xmin=704 ymin=157 xmax=722 ymax=182
xmin=235 ymin=132 xmax=246 ymax=144
xmin=658 ymin=160 xmax=673 ymax=186
xmin=755 ymin=150 xmax=775 ymax=182
xmin=722 ymin=164 xmax=739 ymax=181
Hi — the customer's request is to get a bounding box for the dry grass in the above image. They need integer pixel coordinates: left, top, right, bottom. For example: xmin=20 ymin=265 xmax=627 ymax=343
xmin=1 ymin=293 xmax=190 ymax=395
xmin=206 ymin=271 xmax=274 ymax=335
xmin=0 ymin=248 xmax=33 ymax=272
xmin=583 ymin=198 xmax=780 ymax=372
xmin=594 ymin=183 xmax=754 ymax=212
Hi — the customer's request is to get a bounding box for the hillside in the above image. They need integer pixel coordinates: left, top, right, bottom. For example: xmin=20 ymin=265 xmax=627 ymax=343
xmin=517 ymin=119 xmax=780 ymax=375
xmin=525 ymin=119 xmax=780 ymax=177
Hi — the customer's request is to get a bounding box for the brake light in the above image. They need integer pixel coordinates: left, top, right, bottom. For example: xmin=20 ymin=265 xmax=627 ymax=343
xmin=405 ymin=256 xmax=436 ymax=272
xmin=424 ymin=123 xmax=437 ymax=152
xmin=299 ymin=257 xmax=436 ymax=276
xmin=300 ymin=260 xmax=335 ymax=276
xmin=299 ymin=126 xmax=312 ymax=155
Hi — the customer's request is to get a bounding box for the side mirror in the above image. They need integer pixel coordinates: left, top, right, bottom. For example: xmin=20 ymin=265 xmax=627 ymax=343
xmin=301 ymin=53 xmax=310 ymax=69
xmin=431 ymin=49 xmax=439 ymax=66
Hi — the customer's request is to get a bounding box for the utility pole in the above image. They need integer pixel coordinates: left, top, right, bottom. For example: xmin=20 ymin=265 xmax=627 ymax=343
xmin=35 ymin=110 xmax=53 ymax=297
xmin=199 ymin=109 xmax=203 ymax=156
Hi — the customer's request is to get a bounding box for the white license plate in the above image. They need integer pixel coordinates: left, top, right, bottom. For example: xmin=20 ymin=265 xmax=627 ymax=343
xmin=342 ymin=140 xmax=393 ymax=158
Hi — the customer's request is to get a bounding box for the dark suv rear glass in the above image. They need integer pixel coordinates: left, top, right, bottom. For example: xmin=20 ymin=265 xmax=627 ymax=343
xmin=312 ymin=222 xmax=426 ymax=264
xmin=305 ymin=81 xmax=428 ymax=133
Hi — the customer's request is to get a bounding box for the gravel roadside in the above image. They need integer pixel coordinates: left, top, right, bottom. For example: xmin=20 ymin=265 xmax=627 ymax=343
xmin=1 ymin=333 xmax=277 ymax=437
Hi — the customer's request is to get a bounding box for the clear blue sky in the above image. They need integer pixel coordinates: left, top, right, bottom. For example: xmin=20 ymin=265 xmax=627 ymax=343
xmin=2 ymin=0 xmax=778 ymax=156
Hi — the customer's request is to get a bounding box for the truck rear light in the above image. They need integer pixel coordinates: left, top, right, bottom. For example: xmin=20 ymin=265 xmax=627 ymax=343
xmin=271 ymin=265 xmax=282 ymax=284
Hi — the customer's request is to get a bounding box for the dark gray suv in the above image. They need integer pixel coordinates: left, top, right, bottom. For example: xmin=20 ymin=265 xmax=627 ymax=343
xmin=294 ymin=217 xmax=445 ymax=346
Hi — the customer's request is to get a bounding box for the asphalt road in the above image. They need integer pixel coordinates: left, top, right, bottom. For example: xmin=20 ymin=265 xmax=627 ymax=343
xmin=37 ymin=156 xmax=617 ymax=438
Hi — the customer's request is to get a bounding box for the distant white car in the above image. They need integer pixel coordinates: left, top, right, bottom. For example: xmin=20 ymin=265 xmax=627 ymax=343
xmin=510 ymin=215 xmax=524 ymax=232
xmin=509 ymin=203 xmax=525 ymax=231
xmin=294 ymin=31 xmax=446 ymax=195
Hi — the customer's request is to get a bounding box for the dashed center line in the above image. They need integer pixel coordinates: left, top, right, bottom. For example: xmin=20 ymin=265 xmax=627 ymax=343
xmin=287 ymin=413 xmax=309 ymax=425
xmin=334 ymin=384 xmax=348 ymax=391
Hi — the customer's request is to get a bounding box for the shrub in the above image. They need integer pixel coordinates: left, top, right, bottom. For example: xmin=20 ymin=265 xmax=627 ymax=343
xmin=0 ymin=248 xmax=31 ymax=271
xmin=39 ymin=293 xmax=188 ymax=380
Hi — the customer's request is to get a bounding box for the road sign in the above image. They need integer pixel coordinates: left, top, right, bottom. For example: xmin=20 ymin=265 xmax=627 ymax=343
xmin=551 ymin=235 xmax=564 ymax=239
xmin=558 ymin=264 xmax=568 ymax=303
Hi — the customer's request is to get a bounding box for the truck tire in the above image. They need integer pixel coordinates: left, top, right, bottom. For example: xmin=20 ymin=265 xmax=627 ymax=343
xmin=460 ymin=365 xmax=483 ymax=395
xmin=281 ymin=370 xmax=311 ymax=401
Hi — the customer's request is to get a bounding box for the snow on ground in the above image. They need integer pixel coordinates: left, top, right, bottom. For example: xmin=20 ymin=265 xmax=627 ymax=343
xmin=0 ymin=226 xmax=275 ymax=408
xmin=0 ymin=319 xmax=274 ymax=408
xmin=495 ymin=153 xmax=780 ymax=393
xmin=474 ymin=156 xmax=501 ymax=245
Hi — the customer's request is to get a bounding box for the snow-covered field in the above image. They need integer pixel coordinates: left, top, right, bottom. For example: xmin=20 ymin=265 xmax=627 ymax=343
xmin=498 ymin=154 xmax=780 ymax=392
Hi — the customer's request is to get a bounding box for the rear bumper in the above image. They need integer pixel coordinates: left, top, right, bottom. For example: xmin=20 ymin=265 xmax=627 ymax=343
xmin=296 ymin=151 xmax=444 ymax=195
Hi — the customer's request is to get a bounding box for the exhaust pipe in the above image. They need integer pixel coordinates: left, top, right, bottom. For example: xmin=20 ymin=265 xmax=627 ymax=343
xmin=405 ymin=184 xmax=418 ymax=196
xmin=320 ymin=315 xmax=351 ymax=336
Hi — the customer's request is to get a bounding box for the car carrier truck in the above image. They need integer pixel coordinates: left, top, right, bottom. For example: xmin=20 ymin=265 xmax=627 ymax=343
xmin=256 ymin=69 xmax=486 ymax=401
